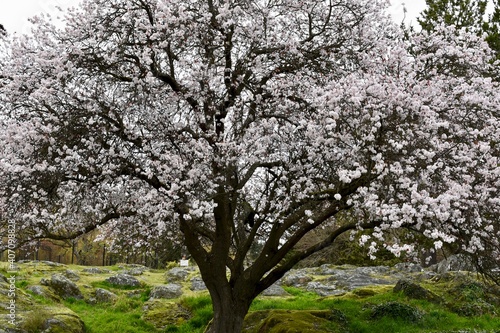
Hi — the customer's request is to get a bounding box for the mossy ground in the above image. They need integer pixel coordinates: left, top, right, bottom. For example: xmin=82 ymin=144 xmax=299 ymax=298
xmin=2 ymin=261 xmax=500 ymax=333
xmin=243 ymin=309 xmax=345 ymax=333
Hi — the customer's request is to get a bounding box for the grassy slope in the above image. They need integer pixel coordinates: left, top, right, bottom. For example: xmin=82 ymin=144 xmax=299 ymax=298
xmin=2 ymin=261 xmax=500 ymax=333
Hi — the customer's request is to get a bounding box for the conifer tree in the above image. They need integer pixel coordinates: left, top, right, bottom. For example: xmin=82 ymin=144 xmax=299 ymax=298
xmin=418 ymin=0 xmax=487 ymax=33
xmin=418 ymin=0 xmax=500 ymax=56
xmin=485 ymin=0 xmax=500 ymax=54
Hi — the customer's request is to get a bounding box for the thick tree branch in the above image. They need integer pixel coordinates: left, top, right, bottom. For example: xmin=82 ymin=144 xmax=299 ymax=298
xmin=24 ymin=211 xmax=137 ymax=245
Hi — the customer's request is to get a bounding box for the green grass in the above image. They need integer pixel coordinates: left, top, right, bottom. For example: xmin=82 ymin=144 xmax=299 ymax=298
xmin=64 ymin=298 xmax=159 ymax=333
xmin=90 ymin=280 xmax=146 ymax=291
xmin=21 ymin=278 xmax=500 ymax=333
xmin=11 ymin=260 xmax=499 ymax=333
xmin=150 ymin=284 xmax=500 ymax=332
xmin=162 ymin=285 xmax=500 ymax=333
xmin=15 ymin=279 xmax=29 ymax=289
xmin=163 ymin=295 xmax=214 ymax=333
xmin=250 ymin=287 xmax=318 ymax=311
xmin=26 ymin=291 xmax=57 ymax=305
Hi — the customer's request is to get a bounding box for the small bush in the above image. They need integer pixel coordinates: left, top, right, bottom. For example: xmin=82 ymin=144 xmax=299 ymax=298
xmin=15 ymin=280 xmax=29 ymax=289
xmin=370 ymin=301 xmax=422 ymax=322
xmin=21 ymin=309 xmax=50 ymax=333
xmin=452 ymin=300 xmax=496 ymax=317
xmin=457 ymin=282 xmax=485 ymax=302
xmin=65 ymin=297 xmax=79 ymax=304
xmin=113 ymin=297 xmax=143 ymax=312
xmin=165 ymin=261 xmax=179 ymax=270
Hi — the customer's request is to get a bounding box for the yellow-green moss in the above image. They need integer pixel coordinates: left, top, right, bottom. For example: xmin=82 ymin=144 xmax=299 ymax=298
xmin=242 ymin=309 xmax=346 ymax=333
xmin=350 ymin=285 xmax=393 ymax=298
xmin=21 ymin=306 xmax=84 ymax=333
xmin=142 ymin=299 xmax=191 ymax=329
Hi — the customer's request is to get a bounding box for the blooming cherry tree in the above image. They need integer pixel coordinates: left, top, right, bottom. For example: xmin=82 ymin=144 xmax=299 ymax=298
xmin=1 ymin=0 xmax=499 ymax=331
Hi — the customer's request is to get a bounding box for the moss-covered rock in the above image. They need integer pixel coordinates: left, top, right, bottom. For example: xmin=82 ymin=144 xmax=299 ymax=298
xmin=242 ymin=309 xmax=347 ymax=333
xmin=105 ymin=273 xmax=140 ymax=287
xmin=26 ymin=285 xmax=62 ymax=302
xmin=393 ymin=279 xmax=442 ymax=303
xmin=142 ymin=299 xmax=191 ymax=329
xmin=282 ymin=271 xmax=313 ymax=287
xmin=41 ymin=274 xmax=83 ymax=300
xmin=165 ymin=267 xmax=194 ymax=283
xmin=3 ymin=261 xmax=500 ymax=333
xmin=0 ymin=276 xmax=35 ymax=333
xmin=352 ymin=287 xmax=377 ymax=297
xmin=94 ymin=288 xmax=118 ymax=303
xmin=261 ymin=284 xmax=290 ymax=296
xmin=64 ymin=270 xmax=81 ymax=282
xmin=20 ymin=306 xmax=85 ymax=333
xmin=149 ymin=284 xmax=183 ymax=300
xmin=190 ymin=277 xmax=207 ymax=291
xmin=82 ymin=267 xmax=111 ymax=274
xmin=0 ymin=278 xmax=84 ymax=333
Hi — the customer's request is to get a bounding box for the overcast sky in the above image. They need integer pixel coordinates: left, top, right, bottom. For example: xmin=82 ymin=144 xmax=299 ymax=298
xmin=1 ymin=0 xmax=428 ymax=35
xmin=0 ymin=0 xmax=74 ymax=34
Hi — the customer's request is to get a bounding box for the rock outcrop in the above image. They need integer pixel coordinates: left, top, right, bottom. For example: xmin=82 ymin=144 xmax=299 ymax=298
xmin=94 ymin=288 xmax=118 ymax=303
xmin=149 ymin=284 xmax=183 ymax=299
xmin=190 ymin=277 xmax=207 ymax=291
xmin=105 ymin=273 xmax=141 ymax=287
xmin=83 ymin=267 xmax=111 ymax=274
xmin=64 ymin=269 xmax=81 ymax=281
xmin=393 ymin=279 xmax=442 ymax=303
xmin=165 ymin=267 xmax=195 ymax=282
xmin=0 ymin=275 xmax=85 ymax=333
xmin=262 ymin=284 xmax=290 ymax=297
xmin=142 ymin=300 xmax=191 ymax=329
xmin=41 ymin=274 xmax=83 ymax=300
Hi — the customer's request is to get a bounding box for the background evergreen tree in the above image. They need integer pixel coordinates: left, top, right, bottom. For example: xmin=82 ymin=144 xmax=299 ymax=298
xmin=418 ymin=0 xmax=487 ymax=33
xmin=416 ymin=0 xmax=500 ymax=280
xmin=418 ymin=0 xmax=500 ymax=56
xmin=485 ymin=0 xmax=500 ymax=54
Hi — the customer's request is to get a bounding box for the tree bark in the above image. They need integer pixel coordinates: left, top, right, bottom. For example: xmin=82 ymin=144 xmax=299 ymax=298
xmin=180 ymin=209 xmax=253 ymax=333
xmin=196 ymin=275 xmax=254 ymax=332
xmin=203 ymin=280 xmax=252 ymax=333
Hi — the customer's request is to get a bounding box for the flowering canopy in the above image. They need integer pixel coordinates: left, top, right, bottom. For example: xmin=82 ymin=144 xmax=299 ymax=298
xmin=1 ymin=0 xmax=499 ymax=331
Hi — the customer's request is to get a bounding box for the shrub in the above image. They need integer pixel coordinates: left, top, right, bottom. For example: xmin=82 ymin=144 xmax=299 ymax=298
xmin=165 ymin=261 xmax=179 ymax=270
xmin=21 ymin=309 xmax=50 ymax=333
xmin=370 ymin=301 xmax=422 ymax=322
xmin=452 ymin=300 xmax=496 ymax=317
xmin=456 ymin=282 xmax=485 ymax=302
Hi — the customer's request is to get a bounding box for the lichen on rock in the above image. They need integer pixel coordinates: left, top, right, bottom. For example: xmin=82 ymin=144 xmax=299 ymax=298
xmin=149 ymin=284 xmax=183 ymax=300
xmin=42 ymin=274 xmax=83 ymax=300
xmin=105 ymin=273 xmax=141 ymax=287
xmin=94 ymin=288 xmax=118 ymax=303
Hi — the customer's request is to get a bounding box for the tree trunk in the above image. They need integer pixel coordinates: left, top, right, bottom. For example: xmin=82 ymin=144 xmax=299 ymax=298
xmin=204 ymin=292 xmax=251 ymax=333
